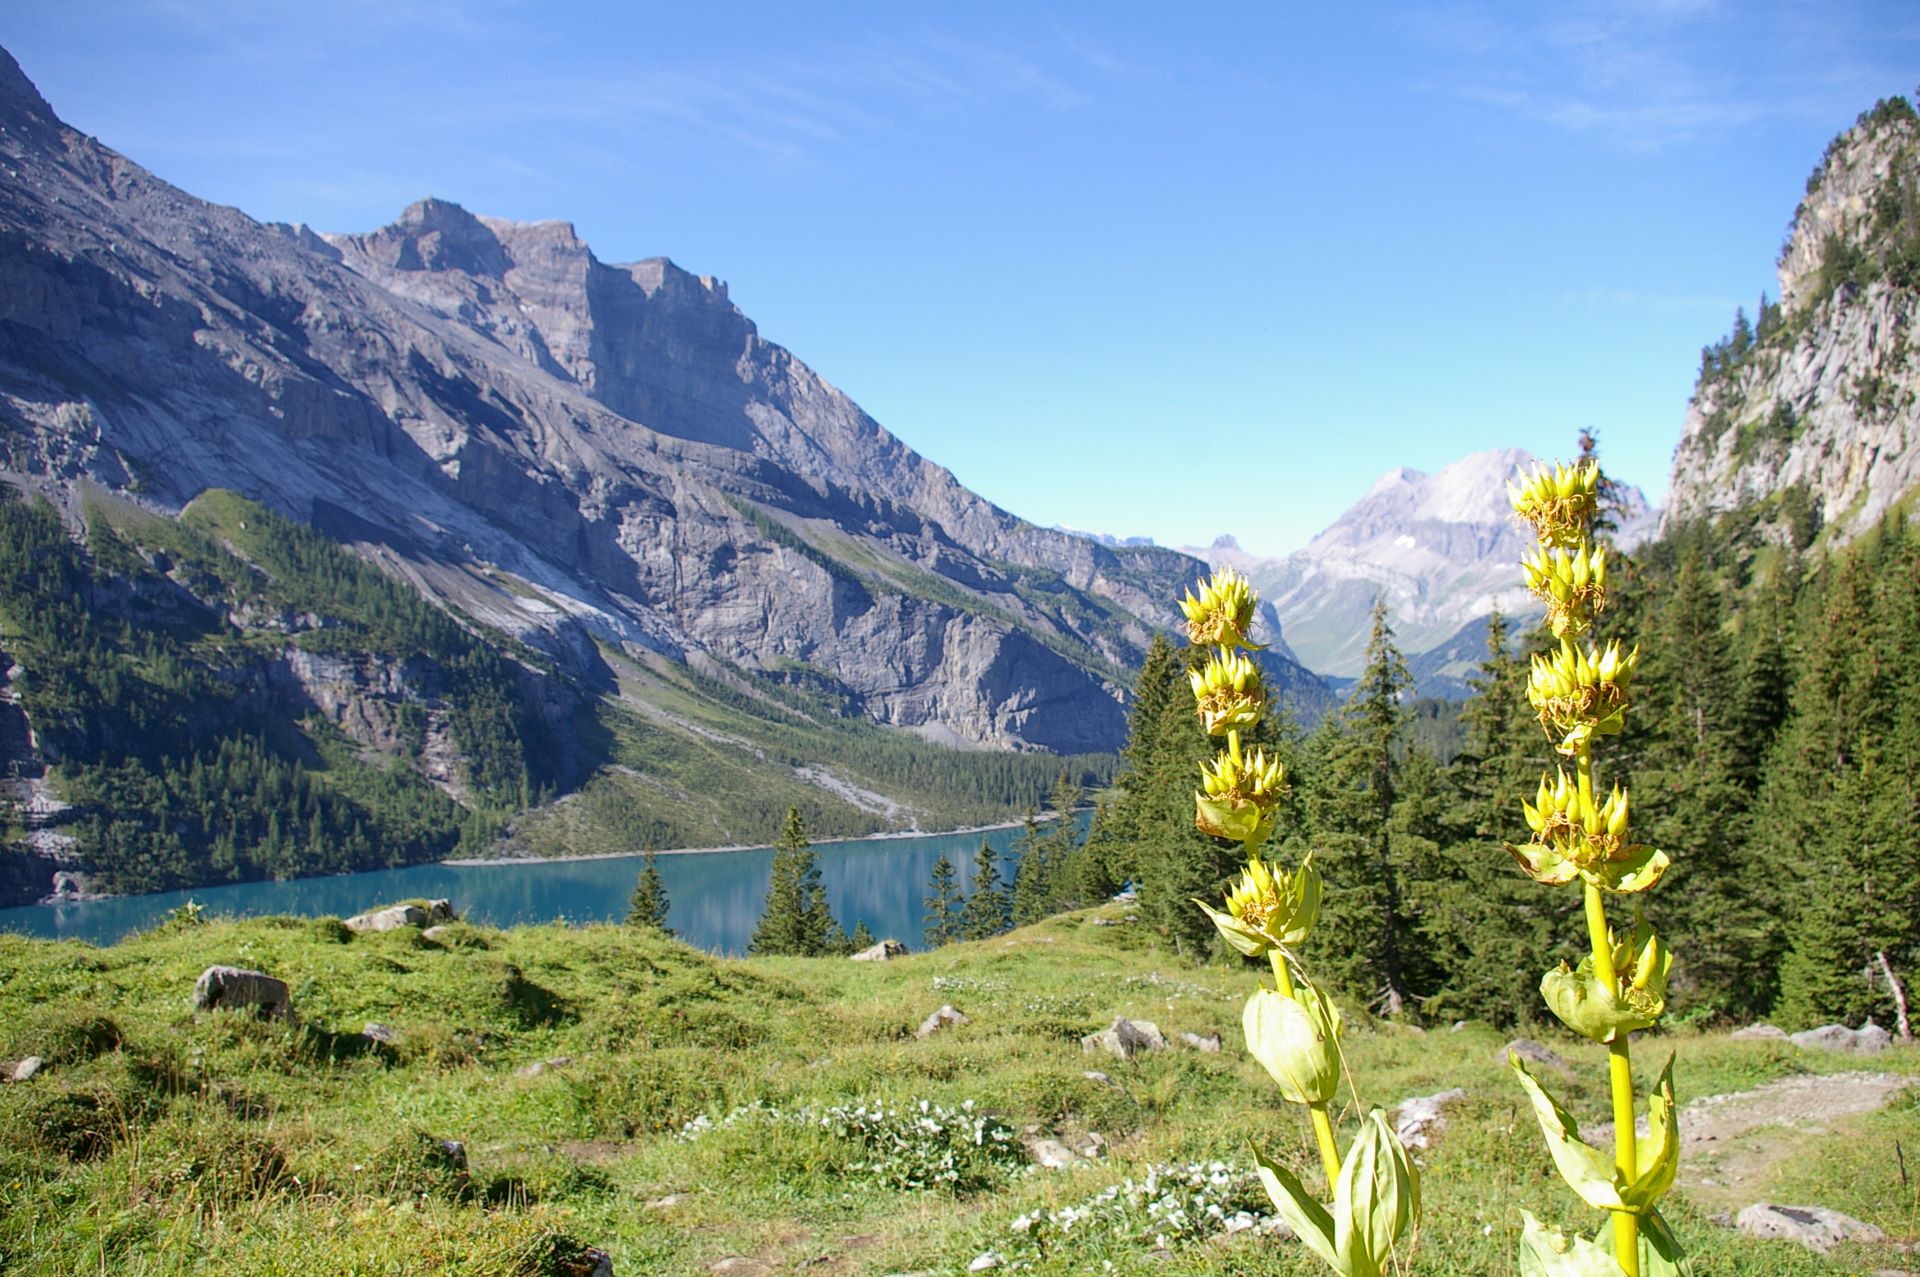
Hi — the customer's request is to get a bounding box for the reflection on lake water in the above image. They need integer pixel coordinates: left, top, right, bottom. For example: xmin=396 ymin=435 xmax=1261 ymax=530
xmin=0 ymin=818 xmax=1083 ymax=952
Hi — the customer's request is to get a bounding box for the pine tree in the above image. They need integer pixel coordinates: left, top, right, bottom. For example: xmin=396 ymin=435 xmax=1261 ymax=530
xmin=749 ymin=807 xmax=843 ymax=956
xmin=960 ymin=838 xmax=1011 ymax=940
xmin=626 ymin=848 xmax=672 ymax=935
xmin=1010 ymin=809 xmax=1053 ymax=927
xmin=1421 ymin=610 xmax=1573 ymax=1023
xmin=1303 ymin=601 xmax=1424 ymax=1015
xmin=923 ymin=853 xmax=964 ymax=947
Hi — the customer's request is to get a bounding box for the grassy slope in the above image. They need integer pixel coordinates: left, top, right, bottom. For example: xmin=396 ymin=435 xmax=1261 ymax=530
xmin=2 ymin=909 xmax=1915 ymax=1276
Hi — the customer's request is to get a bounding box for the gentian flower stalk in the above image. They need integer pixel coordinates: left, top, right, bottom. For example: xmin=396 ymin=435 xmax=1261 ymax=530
xmin=1507 ymin=462 xmax=1687 ymax=1277
xmin=1181 ymin=568 xmax=1418 ymax=1275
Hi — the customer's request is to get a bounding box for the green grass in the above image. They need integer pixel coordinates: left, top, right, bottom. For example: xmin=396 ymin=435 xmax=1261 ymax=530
xmin=2 ymin=908 xmax=1915 ymax=1275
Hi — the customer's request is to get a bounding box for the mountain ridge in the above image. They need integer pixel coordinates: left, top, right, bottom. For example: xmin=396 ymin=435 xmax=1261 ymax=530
xmin=0 ymin=44 xmax=1336 ymax=763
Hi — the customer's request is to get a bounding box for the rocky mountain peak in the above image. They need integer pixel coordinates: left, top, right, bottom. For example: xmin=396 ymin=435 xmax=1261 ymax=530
xmin=1665 ymin=96 xmax=1920 ymax=542
xmin=1779 ymin=100 xmax=1920 ymax=315
xmin=0 ymin=46 xmax=51 ymax=120
xmin=338 ymin=197 xmax=513 ymax=277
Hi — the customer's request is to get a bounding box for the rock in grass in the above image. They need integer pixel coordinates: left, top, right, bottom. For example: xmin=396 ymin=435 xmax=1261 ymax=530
xmin=516 ymin=1056 xmax=573 ymax=1077
xmin=1082 ymin=1017 xmax=1167 ymax=1061
xmin=967 ymin=1254 xmax=1003 ymax=1272
xmin=916 ymin=1004 xmax=970 ymax=1038
xmin=1394 ymin=1088 xmax=1467 ymax=1149
xmin=361 ymin=1023 xmax=399 ymax=1045
xmin=851 ymin=940 xmax=908 ymax=962
xmin=708 ymin=1259 xmax=772 ymax=1277
xmin=580 ymin=1249 xmax=614 ymax=1277
xmin=344 ymin=904 xmax=428 ymax=933
xmin=426 ymin=898 xmax=457 ymax=923
xmin=1732 ymin=1023 xmax=1789 ymax=1040
xmin=1736 ymin=1202 xmax=1888 ymax=1253
xmin=1500 ymin=1038 xmax=1570 ymax=1075
xmin=1180 ymin=1031 xmax=1222 ymax=1053
xmin=1024 ymin=1136 xmax=1078 ymax=1169
xmin=192 ymin=966 xmax=292 ymax=1019
xmin=8 ymin=1056 xmax=43 ymax=1082
xmin=1791 ymin=1022 xmax=1892 ymax=1054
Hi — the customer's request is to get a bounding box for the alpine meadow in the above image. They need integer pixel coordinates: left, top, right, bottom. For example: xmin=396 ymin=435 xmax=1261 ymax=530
xmin=3 ymin=26 xmax=1920 ymax=1277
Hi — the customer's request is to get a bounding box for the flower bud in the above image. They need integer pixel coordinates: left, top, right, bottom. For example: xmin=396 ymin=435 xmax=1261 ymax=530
xmin=1195 ymin=746 xmax=1287 ymax=846
xmin=1179 ymin=567 xmax=1262 ymax=649
xmin=1244 ymin=982 xmax=1341 ymax=1105
xmin=1510 ymin=460 xmax=1602 ymax=548
xmin=1196 ymin=853 xmax=1321 ymax=956
xmin=1189 ymin=648 xmax=1265 ymax=735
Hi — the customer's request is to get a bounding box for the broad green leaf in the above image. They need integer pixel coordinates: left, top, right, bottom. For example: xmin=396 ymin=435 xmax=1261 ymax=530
xmin=1510 ymin=1054 xmax=1625 ymax=1211
xmin=1252 ymin=1143 xmax=1340 ymax=1273
xmin=1519 ymin=1211 xmax=1628 ymax=1277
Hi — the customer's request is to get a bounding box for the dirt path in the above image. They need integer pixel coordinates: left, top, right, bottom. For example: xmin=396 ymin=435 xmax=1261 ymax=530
xmin=1671 ymin=1071 xmax=1915 ymax=1212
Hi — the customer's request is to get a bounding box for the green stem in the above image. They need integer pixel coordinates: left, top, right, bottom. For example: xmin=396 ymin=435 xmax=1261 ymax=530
xmin=1579 ymin=743 xmax=1640 ymax=1277
xmin=1270 ymin=950 xmax=1343 ymax=1190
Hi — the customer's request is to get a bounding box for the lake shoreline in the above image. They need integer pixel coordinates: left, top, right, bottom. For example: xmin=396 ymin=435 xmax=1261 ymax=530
xmin=440 ymin=815 xmax=1048 ymax=867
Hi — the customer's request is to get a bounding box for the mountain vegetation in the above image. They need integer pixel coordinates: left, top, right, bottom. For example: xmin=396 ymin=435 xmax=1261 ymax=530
xmin=0 ymin=906 xmax=1911 ymax=1276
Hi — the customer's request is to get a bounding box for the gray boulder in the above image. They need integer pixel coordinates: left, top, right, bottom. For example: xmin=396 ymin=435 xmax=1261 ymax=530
xmin=1082 ymin=1017 xmax=1168 ymax=1061
xmin=1791 ymin=1022 xmax=1893 ymax=1054
xmin=1502 ymin=1038 xmax=1571 ymax=1076
xmin=192 ymin=965 xmax=292 ymax=1019
xmin=851 ymin=940 xmax=908 ymax=962
xmin=1180 ymin=1031 xmax=1222 ymax=1053
xmin=1732 ymin=1023 xmax=1789 ymax=1041
xmin=344 ymin=904 xmax=429 ymax=933
xmin=361 ymin=1022 xmax=399 ymax=1045
xmin=1736 ymin=1202 xmax=1887 ymax=1253
xmin=425 ymin=898 xmax=457 ymax=923
xmin=1395 ymin=1088 xmax=1468 ymax=1150
xmin=916 ymin=1005 xmax=970 ymax=1039
xmin=8 ymin=1056 xmax=43 ymax=1082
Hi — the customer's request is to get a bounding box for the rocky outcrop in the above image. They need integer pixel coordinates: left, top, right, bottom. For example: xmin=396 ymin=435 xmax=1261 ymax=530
xmin=1665 ymin=99 xmax=1920 ymax=542
xmin=0 ymin=44 xmax=1207 ymax=751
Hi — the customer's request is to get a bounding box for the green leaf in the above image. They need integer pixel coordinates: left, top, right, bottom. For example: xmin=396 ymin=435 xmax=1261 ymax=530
xmin=1519 ymin=1211 xmax=1628 ymax=1277
xmin=1510 ymin=1053 xmax=1625 ymax=1211
xmin=1623 ymin=1057 xmax=1680 ymax=1212
xmin=1539 ymin=957 xmax=1659 ymax=1044
xmin=1587 ymin=1209 xmax=1693 ymax=1277
xmin=1337 ymin=1110 xmax=1419 ymax=1277
xmin=1252 ymin=1142 xmax=1340 ymax=1273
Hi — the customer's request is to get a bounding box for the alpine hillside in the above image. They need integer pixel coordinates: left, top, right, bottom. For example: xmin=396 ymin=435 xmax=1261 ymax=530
xmin=0 ymin=44 xmax=1323 ymax=902
xmin=1666 ymin=97 xmax=1920 ymax=539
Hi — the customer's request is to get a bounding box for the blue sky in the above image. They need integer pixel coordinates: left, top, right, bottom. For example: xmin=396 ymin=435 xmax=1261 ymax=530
xmin=7 ymin=3 xmax=1917 ymax=555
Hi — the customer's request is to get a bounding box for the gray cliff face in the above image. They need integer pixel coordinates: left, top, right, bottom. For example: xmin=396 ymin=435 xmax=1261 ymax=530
xmin=1664 ymin=102 xmax=1920 ymax=540
xmin=0 ymin=47 xmax=1207 ymax=751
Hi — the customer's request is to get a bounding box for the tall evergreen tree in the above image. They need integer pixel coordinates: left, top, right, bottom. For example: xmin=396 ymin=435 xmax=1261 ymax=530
xmin=1765 ymin=521 xmax=1920 ymax=1027
xmin=749 ymin=807 xmax=843 ymax=956
xmin=1302 ymin=601 xmax=1427 ymax=1014
xmin=1421 ymin=610 xmax=1573 ymax=1023
xmin=1010 ymin=808 xmax=1053 ymax=927
xmin=959 ymin=837 xmax=1011 ymax=940
xmin=626 ymin=848 xmax=672 ymax=935
xmin=923 ymin=853 xmax=964 ymax=947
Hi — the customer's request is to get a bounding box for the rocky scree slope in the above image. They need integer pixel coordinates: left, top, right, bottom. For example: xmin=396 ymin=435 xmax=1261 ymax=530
xmin=1665 ymin=97 xmax=1920 ymax=541
xmin=0 ymin=44 xmax=1237 ymax=756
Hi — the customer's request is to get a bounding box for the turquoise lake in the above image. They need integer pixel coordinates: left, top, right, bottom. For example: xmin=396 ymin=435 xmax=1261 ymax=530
xmin=0 ymin=820 xmax=1076 ymax=952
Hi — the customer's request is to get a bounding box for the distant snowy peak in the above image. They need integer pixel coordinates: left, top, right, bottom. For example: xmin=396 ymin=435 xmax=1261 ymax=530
xmin=1184 ymin=447 xmax=1658 ymax=680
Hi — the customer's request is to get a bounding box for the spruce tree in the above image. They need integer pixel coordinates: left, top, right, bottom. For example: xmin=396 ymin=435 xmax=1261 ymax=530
xmin=1010 ymin=809 xmax=1053 ymax=927
xmin=923 ymin=853 xmax=963 ymax=947
xmin=626 ymin=848 xmax=672 ymax=935
xmin=749 ymin=807 xmax=842 ymax=956
xmin=1422 ymin=610 xmax=1572 ymax=1023
xmin=1302 ymin=600 xmax=1425 ymax=1014
xmin=960 ymin=838 xmax=1010 ymax=939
